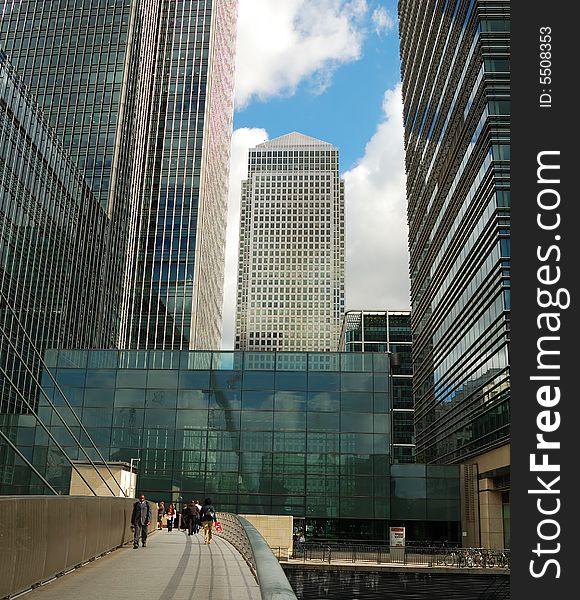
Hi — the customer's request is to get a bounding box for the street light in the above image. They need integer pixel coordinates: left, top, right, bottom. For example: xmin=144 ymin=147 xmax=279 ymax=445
xmin=129 ymin=458 xmax=140 ymax=498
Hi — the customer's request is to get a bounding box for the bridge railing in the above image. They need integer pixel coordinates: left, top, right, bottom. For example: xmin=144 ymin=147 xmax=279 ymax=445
xmin=0 ymin=496 xmax=157 ymax=600
xmin=216 ymin=512 xmax=297 ymax=600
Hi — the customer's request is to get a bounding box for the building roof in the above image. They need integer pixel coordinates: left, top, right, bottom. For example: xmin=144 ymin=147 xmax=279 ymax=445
xmin=255 ymin=132 xmax=335 ymax=150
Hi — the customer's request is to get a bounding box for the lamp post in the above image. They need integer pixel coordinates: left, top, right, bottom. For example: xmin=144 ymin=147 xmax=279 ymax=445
xmin=129 ymin=458 xmax=140 ymax=498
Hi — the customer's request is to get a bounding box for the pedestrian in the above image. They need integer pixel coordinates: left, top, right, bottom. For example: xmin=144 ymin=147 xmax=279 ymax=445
xmin=193 ymin=499 xmax=202 ymax=534
xmin=186 ymin=500 xmax=198 ymax=535
xmin=131 ymin=494 xmax=151 ymax=549
xmin=181 ymin=503 xmax=191 ymax=532
xmin=200 ymin=497 xmax=217 ymax=545
xmin=166 ymin=503 xmax=176 ymax=532
xmin=157 ymin=501 xmax=165 ymax=530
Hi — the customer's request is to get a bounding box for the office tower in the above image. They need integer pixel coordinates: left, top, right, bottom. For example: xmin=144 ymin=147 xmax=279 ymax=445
xmin=340 ymin=310 xmax=415 ymax=463
xmin=1 ymin=0 xmax=161 ymax=346
xmin=1 ymin=0 xmax=239 ymax=351
xmin=0 ymin=52 xmax=107 ymax=413
xmin=398 ymin=1 xmax=510 ymax=548
xmin=235 ymin=133 xmax=345 ymax=352
xmin=125 ymin=0 xmax=238 ymax=351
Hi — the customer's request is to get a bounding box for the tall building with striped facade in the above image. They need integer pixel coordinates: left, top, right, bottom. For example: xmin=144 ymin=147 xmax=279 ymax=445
xmin=235 ymin=133 xmax=345 ymax=352
xmin=398 ymin=0 xmax=510 ymax=549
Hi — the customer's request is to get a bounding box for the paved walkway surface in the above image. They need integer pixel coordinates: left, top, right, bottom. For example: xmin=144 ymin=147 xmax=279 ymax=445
xmin=22 ymin=530 xmax=261 ymax=600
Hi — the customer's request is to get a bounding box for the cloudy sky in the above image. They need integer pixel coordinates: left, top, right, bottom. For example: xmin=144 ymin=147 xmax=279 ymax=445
xmin=221 ymin=0 xmax=410 ymax=349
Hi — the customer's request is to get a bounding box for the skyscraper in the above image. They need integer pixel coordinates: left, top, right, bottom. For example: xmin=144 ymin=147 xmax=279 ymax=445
xmin=0 ymin=52 xmax=107 ymax=413
xmin=398 ymin=0 xmax=510 ymax=548
xmin=1 ymin=0 xmax=161 ymax=346
xmin=1 ymin=0 xmax=239 ymax=351
xmin=235 ymin=133 xmax=345 ymax=352
xmin=125 ymin=0 xmax=238 ymax=350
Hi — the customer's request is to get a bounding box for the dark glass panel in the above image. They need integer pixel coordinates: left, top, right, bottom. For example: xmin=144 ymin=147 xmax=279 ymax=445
xmin=114 ymin=389 xmax=145 ymax=408
xmin=340 ymin=392 xmax=372 ymax=412
xmin=178 ymin=370 xmax=210 ymax=389
xmin=146 ymin=389 xmax=177 ymax=409
xmin=85 ymin=369 xmax=117 ymax=387
xmin=177 ymin=390 xmax=209 ymax=409
xmin=307 ymin=412 xmax=339 ymax=431
xmin=116 ymin=370 xmax=147 ymax=388
xmin=242 ymin=371 xmax=275 ymax=390
xmin=83 ymin=388 xmax=115 ymax=407
xmin=340 ymin=373 xmax=373 ymax=392
xmin=242 ymin=390 xmax=274 ymax=410
xmin=147 ymin=370 xmax=179 ymax=388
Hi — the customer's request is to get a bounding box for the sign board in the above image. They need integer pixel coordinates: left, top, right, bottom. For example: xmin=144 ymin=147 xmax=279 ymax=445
xmin=389 ymin=526 xmax=406 ymax=548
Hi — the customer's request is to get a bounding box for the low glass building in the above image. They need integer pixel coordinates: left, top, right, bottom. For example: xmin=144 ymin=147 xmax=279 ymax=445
xmin=19 ymin=350 xmax=460 ymax=541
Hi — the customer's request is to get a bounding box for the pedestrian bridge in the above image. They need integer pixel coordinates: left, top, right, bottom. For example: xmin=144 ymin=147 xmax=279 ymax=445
xmin=0 ymin=497 xmax=297 ymax=600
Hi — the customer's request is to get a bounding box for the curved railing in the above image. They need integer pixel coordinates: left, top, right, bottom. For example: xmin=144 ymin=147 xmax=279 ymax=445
xmin=216 ymin=512 xmax=297 ymax=600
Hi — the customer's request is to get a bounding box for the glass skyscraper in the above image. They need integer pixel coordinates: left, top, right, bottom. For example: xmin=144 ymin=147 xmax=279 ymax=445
xmin=340 ymin=310 xmax=415 ymax=463
xmin=235 ymin=133 xmax=345 ymax=353
xmin=1 ymin=0 xmax=161 ymax=345
xmin=0 ymin=52 xmax=107 ymax=413
xmin=125 ymin=0 xmax=238 ymax=351
xmin=398 ymin=0 xmax=510 ymax=548
xmin=1 ymin=0 xmax=239 ymax=351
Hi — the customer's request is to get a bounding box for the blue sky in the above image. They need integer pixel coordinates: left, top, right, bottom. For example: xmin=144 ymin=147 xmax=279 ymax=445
xmin=222 ymin=0 xmax=410 ymax=348
xmin=233 ymin=0 xmax=403 ymax=172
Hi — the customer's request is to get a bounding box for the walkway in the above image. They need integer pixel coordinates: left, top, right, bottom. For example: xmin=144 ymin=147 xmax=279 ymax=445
xmin=20 ymin=530 xmax=261 ymax=600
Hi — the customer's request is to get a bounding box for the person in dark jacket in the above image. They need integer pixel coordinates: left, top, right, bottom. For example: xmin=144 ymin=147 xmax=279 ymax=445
xmin=200 ymin=497 xmax=217 ymax=545
xmin=131 ymin=494 xmax=151 ymax=548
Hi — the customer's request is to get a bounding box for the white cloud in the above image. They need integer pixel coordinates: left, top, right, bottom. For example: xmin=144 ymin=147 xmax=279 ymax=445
xmin=234 ymin=0 xmax=369 ymax=108
xmin=371 ymin=6 xmax=394 ymax=35
xmin=221 ymin=127 xmax=269 ymax=350
xmin=344 ymin=83 xmax=411 ymax=311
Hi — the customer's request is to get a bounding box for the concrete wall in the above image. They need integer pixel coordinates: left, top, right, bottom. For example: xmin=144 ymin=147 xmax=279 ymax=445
xmin=239 ymin=514 xmax=294 ymax=558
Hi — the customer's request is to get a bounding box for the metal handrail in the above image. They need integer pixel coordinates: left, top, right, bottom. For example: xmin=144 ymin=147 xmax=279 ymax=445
xmin=216 ymin=512 xmax=297 ymax=599
xmin=291 ymin=542 xmax=510 ymax=570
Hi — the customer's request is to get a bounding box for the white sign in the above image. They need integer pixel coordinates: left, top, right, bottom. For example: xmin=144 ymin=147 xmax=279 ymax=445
xmin=389 ymin=526 xmax=406 ymax=547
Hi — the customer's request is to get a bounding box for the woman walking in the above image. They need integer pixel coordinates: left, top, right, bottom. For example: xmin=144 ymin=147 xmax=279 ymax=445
xmin=166 ymin=503 xmax=176 ymax=532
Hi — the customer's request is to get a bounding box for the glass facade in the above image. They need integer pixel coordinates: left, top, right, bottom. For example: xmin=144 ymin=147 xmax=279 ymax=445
xmin=398 ymin=0 xmax=510 ymax=463
xmin=125 ymin=0 xmax=238 ymax=350
xmin=1 ymin=0 xmax=162 ymax=346
xmin=235 ymin=133 xmax=345 ymax=352
xmin=340 ymin=311 xmax=415 ymax=463
xmin=0 ymin=53 xmax=107 ymax=413
xmin=8 ymin=349 xmax=460 ymax=540
xmin=1 ymin=0 xmax=239 ymax=352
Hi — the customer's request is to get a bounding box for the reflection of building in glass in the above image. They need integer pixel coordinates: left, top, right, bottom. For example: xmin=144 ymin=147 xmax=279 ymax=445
xmin=340 ymin=310 xmax=414 ymax=463
xmin=398 ymin=0 xmax=510 ymax=549
xmin=10 ymin=350 xmax=460 ymax=542
xmin=235 ymin=133 xmax=345 ymax=352
xmin=0 ymin=53 xmax=107 ymax=414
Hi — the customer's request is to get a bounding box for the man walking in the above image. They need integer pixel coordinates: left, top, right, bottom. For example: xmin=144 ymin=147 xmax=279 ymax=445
xmin=131 ymin=494 xmax=151 ymax=548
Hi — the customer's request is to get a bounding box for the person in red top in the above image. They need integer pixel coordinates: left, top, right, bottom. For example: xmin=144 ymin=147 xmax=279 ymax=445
xmin=166 ymin=503 xmax=176 ymax=532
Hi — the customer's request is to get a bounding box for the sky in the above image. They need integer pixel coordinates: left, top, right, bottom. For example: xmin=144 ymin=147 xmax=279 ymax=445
xmin=221 ymin=0 xmax=410 ymax=349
